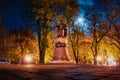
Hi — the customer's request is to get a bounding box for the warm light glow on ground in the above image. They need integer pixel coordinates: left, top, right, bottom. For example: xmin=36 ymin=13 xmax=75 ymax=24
xmin=96 ymin=55 xmax=117 ymax=66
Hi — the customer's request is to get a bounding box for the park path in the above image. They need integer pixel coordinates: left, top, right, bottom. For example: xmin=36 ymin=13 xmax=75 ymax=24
xmin=0 ymin=64 xmax=120 ymax=80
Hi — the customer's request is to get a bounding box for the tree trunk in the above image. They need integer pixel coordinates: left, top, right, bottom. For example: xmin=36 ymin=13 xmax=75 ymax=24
xmin=70 ymin=39 xmax=78 ymax=63
xmin=93 ymin=46 xmax=98 ymax=65
xmin=40 ymin=48 xmax=45 ymax=63
xmin=37 ymin=19 xmax=43 ymax=64
xmin=93 ymin=54 xmax=97 ymax=65
xmin=20 ymin=44 xmax=24 ymax=64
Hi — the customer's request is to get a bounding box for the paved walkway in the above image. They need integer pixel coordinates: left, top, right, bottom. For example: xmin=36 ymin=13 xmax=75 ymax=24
xmin=0 ymin=64 xmax=120 ymax=80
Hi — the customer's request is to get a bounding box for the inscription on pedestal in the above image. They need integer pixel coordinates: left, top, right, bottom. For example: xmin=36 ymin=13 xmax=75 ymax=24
xmin=56 ymin=42 xmax=66 ymax=47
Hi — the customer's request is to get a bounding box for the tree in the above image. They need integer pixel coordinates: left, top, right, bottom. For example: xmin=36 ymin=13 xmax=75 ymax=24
xmin=86 ymin=13 xmax=115 ymax=65
xmin=85 ymin=0 xmax=119 ymax=65
xmin=98 ymin=36 xmax=119 ymax=65
xmin=32 ymin=0 xmax=55 ymax=63
xmin=5 ymin=32 xmax=19 ymax=63
xmin=79 ymin=36 xmax=92 ymax=64
xmin=107 ymin=25 xmax=120 ymax=50
xmin=11 ymin=28 xmax=36 ymax=64
xmin=96 ymin=0 xmax=120 ymax=50
xmin=69 ymin=25 xmax=80 ymax=63
xmin=0 ymin=26 xmax=7 ymax=59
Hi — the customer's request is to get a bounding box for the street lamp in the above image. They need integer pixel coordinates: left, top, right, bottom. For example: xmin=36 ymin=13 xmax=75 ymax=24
xmin=107 ymin=56 xmax=117 ymax=66
xmin=25 ymin=55 xmax=32 ymax=64
xmin=97 ymin=56 xmax=102 ymax=61
xmin=97 ymin=56 xmax=103 ymax=65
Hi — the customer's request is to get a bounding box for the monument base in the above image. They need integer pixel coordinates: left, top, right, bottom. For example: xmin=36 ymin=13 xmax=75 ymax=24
xmin=49 ymin=60 xmax=73 ymax=63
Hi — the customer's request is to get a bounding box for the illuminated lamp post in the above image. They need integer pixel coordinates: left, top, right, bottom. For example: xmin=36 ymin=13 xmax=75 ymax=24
xmin=97 ymin=56 xmax=102 ymax=65
xmin=107 ymin=56 xmax=117 ymax=66
xmin=25 ymin=55 xmax=32 ymax=64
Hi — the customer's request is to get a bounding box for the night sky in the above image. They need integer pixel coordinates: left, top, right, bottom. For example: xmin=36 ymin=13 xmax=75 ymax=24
xmin=0 ymin=0 xmax=25 ymax=30
xmin=0 ymin=0 xmax=119 ymax=31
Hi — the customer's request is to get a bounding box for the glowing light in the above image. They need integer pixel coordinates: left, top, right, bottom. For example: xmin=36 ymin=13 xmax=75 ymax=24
xmin=25 ymin=55 xmax=32 ymax=64
xmin=78 ymin=17 xmax=83 ymax=23
xmin=107 ymin=56 xmax=117 ymax=66
xmin=97 ymin=56 xmax=102 ymax=61
xmin=75 ymin=17 xmax=84 ymax=25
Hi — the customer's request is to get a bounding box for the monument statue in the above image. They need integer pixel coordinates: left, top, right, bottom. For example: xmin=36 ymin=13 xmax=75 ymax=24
xmin=50 ymin=20 xmax=72 ymax=63
xmin=56 ymin=21 xmax=67 ymax=37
